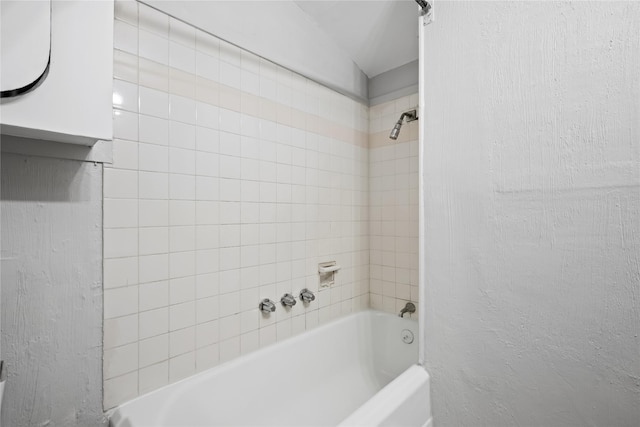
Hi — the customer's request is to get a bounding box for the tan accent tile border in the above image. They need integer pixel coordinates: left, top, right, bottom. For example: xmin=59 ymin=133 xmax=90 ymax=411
xmin=139 ymin=57 xmax=168 ymax=92
xmin=114 ymin=50 xmax=138 ymax=84
xmin=114 ymin=48 xmax=368 ymax=149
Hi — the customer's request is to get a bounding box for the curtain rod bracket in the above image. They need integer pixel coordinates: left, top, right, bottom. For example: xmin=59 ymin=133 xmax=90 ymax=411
xmin=415 ymin=0 xmax=434 ymax=25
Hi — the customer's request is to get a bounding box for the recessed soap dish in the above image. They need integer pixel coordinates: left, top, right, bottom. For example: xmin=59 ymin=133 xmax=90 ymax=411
xmin=318 ymin=261 xmax=340 ymax=287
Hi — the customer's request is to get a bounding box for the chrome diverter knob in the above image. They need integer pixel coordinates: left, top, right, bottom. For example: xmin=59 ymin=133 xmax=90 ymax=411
xmin=280 ymin=293 xmax=297 ymax=307
xmin=259 ymin=299 xmax=276 ymax=314
xmin=299 ymin=288 xmax=315 ymax=303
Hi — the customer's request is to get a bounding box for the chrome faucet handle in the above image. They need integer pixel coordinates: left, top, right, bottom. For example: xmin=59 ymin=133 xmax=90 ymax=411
xmin=280 ymin=293 xmax=297 ymax=307
xmin=299 ymin=288 xmax=315 ymax=303
xmin=259 ymin=298 xmax=276 ymax=314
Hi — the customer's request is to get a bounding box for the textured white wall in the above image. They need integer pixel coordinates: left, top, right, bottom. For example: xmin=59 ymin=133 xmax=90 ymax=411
xmin=1 ymin=153 xmax=105 ymax=426
xmin=422 ymin=2 xmax=640 ymax=426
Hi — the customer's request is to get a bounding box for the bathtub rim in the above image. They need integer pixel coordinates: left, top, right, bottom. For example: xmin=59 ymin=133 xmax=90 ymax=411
xmin=337 ymin=363 xmax=431 ymax=427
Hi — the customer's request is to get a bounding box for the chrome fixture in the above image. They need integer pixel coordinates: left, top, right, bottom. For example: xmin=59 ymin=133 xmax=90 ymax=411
xmin=280 ymin=293 xmax=297 ymax=307
xmin=414 ymin=0 xmax=432 ymax=17
xmin=401 ymin=329 xmax=415 ymax=344
xmin=399 ymin=302 xmax=416 ymax=318
xmin=389 ymin=109 xmax=418 ymax=140
xmin=389 ymin=122 xmax=402 ymax=140
xmin=299 ymin=288 xmax=316 ymax=303
xmin=259 ymin=298 xmax=276 ymax=314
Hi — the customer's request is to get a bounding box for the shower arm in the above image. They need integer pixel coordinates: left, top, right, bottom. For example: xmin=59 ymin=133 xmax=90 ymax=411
xmin=389 ymin=109 xmax=419 ymax=140
xmin=398 ymin=110 xmax=418 ymax=125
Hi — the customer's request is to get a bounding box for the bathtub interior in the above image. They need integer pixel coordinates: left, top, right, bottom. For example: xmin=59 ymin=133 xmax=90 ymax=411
xmin=110 ymin=311 xmax=420 ymax=427
xmin=369 ymin=312 xmax=420 ymax=383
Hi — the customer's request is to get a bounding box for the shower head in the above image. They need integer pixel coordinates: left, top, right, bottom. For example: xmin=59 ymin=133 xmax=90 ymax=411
xmin=388 ymin=109 xmax=418 ymax=140
xmin=389 ymin=120 xmax=403 ymax=140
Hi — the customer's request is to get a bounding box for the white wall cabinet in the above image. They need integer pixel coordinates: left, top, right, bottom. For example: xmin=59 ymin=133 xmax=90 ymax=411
xmin=0 ymin=0 xmax=114 ymax=146
xmin=0 ymin=1 xmax=51 ymax=95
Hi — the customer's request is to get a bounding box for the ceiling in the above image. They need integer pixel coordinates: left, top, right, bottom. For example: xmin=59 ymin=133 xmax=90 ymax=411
xmin=294 ymin=0 xmax=420 ymax=78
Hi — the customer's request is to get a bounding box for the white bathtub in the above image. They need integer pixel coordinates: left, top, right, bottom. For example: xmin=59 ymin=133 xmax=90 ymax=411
xmin=109 ymin=310 xmax=432 ymax=427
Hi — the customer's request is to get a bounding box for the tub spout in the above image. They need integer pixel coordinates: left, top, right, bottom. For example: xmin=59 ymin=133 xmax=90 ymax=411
xmin=399 ymin=302 xmax=416 ymax=318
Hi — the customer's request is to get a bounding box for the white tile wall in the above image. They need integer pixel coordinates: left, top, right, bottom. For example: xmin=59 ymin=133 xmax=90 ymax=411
xmin=368 ymin=94 xmax=419 ymax=318
xmin=104 ymin=0 xmax=369 ymax=409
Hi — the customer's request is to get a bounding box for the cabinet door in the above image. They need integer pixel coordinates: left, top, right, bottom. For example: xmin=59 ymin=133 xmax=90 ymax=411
xmin=0 ymin=0 xmax=51 ymax=97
